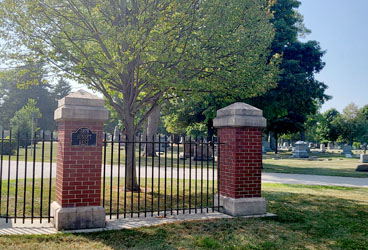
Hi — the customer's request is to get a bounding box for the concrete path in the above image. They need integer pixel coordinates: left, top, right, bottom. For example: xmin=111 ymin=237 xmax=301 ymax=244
xmin=0 ymin=211 xmax=275 ymax=235
xmin=262 ymin=173 xmax=368 ymax=188
xmin=1 ymin=160 xmax=367 ymax=188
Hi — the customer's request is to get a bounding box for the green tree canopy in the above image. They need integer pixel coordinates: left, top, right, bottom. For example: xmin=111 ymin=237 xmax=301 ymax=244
xmin=248 ymin=0 xmax=330 ymax=145
xmin=10 ymin=98 xmax=42 ymax=145
xmin=0 ymin=0 xmax=279 ymax=189
xmin=0 ymin=65 xmax=72 ymax=131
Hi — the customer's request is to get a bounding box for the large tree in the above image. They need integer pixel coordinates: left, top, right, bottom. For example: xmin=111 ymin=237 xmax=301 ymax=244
xmin=0 ymin=0 xmax=279 ymax=190
xmin=0 ymin=65 xmax=72 ymax=131
xmin=163 ymin=0 xmax=330 ymax=150
xmin=247 ymin=0 xmax=330 ymax=151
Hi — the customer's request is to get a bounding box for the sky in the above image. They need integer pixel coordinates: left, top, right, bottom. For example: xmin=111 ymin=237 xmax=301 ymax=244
xmin=1 ymin=1 xmax=367 ymax=113
xmin=299 ymin=0 xmax=368 ymax=112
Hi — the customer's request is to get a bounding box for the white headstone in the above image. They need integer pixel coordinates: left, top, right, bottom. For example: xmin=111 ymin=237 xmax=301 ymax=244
xmin=342 ymin=144 xmax=353 ymax=155
xmin=292 ymin=141 xmax=309 ymax=158
xmin=113 ymin=126 xmax=120 ymax=141
xmin=320 ymin=144 xmax=326 ymax=153
xmin=359 ymin=154 xmax=368 ymax=163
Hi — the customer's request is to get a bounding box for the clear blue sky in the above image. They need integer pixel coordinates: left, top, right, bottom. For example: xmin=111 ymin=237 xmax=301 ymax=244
xmin=1 ymin=1 xmax=367 ymax=113
xmin=299 ymin=0 xmax=368 ymax=112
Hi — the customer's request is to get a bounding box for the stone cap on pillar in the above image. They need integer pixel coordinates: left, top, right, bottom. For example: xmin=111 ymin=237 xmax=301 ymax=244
xmin=54 ymin=90 xmax=109 ymax=121
xmin=213 ymin=102 xmax=266 ymax=128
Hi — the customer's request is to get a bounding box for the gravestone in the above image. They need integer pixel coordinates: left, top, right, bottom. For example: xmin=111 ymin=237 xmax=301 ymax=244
xmin=292 ymin=141 xmax=309 ymax=158
xmin=193 ymin=142 xmax=214 ymax=160
xmin=327 ymin=142 xmax=333 ymax=150
xmin=359 ymin=154 xmax=368 ymax=163
xmin=356 ymin=154 xmax=368 ymax=172
xmin=44 ymin=130 xmax=52 ymax=140
xmin=113 ymin=126 xmax=120 ymax=141
xmin=155 ymin=136 xmax=168 ymax=152
xmin=320 ymin=144 xmax=326 ymax=153
xmin=182 ymin=141 xmax=195 ymax=158
xmin=342 ymin=144 xmax=353 ymax=155
xmin=263 ymin=140 xmax=271 ymax=152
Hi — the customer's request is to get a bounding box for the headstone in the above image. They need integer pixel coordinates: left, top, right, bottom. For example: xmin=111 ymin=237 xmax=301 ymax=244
xmin=113 ymin=126 xmax=120 ymax=141
xmin=263 ymin=140 xmax=271 ymax=152
xmin=193 ymin=142 xmax=214 ymax=160
xmin=262 ymin=146 xmax=266 ymax=155
xmin=155 ymin=136 xmax=168 ymax=152
xmin=356 ymin=164 xmax=368 ymax=172
xmin=359 ymin=154 xmax=368 ymax=163
xmin=345 ymin=154 xmax=352 ymax=158
xmin=342 ymin=144 xmax=353 ymax=155
xmin=292 ymin=141 xmax=309 ymax=158
xmin=320 ymin=144 xmax=326 ymax=153
xmin=179 ymin=136 xmax=184 ymax=144
xmin=44 ymin=130 xmax=52 ymax=140
xmin=327 ymin=142 xmax=333 ymax=150
xmin=282 ymin=142 xmax=289 ymax=149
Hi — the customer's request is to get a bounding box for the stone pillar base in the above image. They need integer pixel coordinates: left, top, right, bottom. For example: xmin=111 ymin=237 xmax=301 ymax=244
xmin=215 ymin=195 xmax=267 ymax=216
xmin=51 ymin=202 xmax=106 ymax=231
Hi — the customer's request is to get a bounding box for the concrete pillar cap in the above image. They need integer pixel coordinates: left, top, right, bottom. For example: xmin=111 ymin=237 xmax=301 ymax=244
xmin=54 ymin=90 xmax=109 ymax=121
xmin=213 ymin=102 xmax=266 ymax=128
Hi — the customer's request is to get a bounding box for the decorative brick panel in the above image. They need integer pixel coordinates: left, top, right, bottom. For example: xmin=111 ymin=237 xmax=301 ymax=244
xmin=218 ymin=127 xmax=263 ymax=199
xmin=56 ymin=120 xmax=104 ymax=207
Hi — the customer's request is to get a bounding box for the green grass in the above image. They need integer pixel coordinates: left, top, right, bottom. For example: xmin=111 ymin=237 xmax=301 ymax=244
xmin=1 ymin=183 xmax=368 ymax=249
xmin=0 ymin=177 xmax=217 ymax=219
xmin=262 ymin=151 xmax=368 ymax=178
xmin=1 ymin=142 xmax=217 ymax=169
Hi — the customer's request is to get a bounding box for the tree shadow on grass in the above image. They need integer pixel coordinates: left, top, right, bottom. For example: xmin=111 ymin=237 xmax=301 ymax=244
xmin=69 ymin=188 xmax=368 ymax=249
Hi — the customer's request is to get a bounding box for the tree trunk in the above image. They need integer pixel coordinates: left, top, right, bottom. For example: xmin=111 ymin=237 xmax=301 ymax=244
xmin=270 ymin=132 xmax=277 ymax=153
xmin=300 ymin=130 xmax=305 ymax=141
xmin=124 ymin=114 xmax=140 ymax=192
xmin=143 ymin=105 xmax=160 ymax=156
xmin=275 ymin=133 xmax=278 ymax=154
xmin=207 ymin=120 xmax=214 ymax=141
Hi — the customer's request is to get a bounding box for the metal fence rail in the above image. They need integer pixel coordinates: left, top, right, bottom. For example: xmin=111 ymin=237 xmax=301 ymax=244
xmin=0 ymin=130 xmax=221 ymax=223
xmin=101 ymin=135 xmax=221 ymax=218
xmin=0 ymin=130 xmax=57 ymax=223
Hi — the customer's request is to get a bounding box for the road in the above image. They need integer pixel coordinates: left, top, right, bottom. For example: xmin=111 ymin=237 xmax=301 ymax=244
xmin=0 ymin=160 xmax=367 ymax=187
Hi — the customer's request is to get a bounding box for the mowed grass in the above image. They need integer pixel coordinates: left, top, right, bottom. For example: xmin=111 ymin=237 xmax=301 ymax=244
xmin=263 ymin=151 xmax=368 ymax=178
xmin=0 ymin=177 xmax=217 ymax=220
xmin=1 ymin=142 xmax=218 ymax=169
xmin=0 ymin=183 xmax=367 ymax=249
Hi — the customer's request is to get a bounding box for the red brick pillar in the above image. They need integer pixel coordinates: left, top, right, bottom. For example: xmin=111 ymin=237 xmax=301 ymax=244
xmin=214 ymin=102 xmax=267 ymax=216
xmin=51 ymin=90 xmax=108 ymax=230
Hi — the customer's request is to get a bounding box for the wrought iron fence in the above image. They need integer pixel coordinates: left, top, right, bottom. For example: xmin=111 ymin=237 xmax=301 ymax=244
xmin=101 ymin=135 xmax=222 ymax=218
xmin=0 ymin=130 xmax=57 ymax=223
xmin=0 ymin=130 xmax=222 ymax=224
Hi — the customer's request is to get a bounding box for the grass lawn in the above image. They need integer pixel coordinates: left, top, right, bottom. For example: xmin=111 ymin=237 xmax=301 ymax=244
xmin=262 ymin=151 xmax=368 ymax=178
xmin=0 ymin=183 xmax=367 ymax=249
xmin=0 ymin=177 xmax=217 ymax=219
xmin=2 ymin=142 xmax=218 ymax=169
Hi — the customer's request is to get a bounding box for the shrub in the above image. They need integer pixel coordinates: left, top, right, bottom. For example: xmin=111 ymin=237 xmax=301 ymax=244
xmin=0 ymin=136 xmax=17 ymax=155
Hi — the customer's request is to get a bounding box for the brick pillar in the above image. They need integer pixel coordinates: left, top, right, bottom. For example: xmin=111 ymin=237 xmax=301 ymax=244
xmin=51 ymin=90 xmax=108 ymax=230
xmin=214 ymin=102 xmax=267 ymax=216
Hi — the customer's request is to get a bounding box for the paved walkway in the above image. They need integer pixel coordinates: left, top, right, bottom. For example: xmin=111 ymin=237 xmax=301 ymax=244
xmin=0 ymin=212 xmax=275 ymax=235
xmin=1 ymin=160 xmax=367 ymax=187
xmin=1 ymin=160 xmax=367 ymax=188
xmin=262 ymin=173 xmax=368 ymax=188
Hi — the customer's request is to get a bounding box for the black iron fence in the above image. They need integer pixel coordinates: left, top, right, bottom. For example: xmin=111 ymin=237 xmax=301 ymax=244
xmin=101 ymin=135 xmax=221 ymax=218
xmin=0 ymin=130 xmax=57 ymax=223
xmin=0 ymin=130 xmax=221 ymax=224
